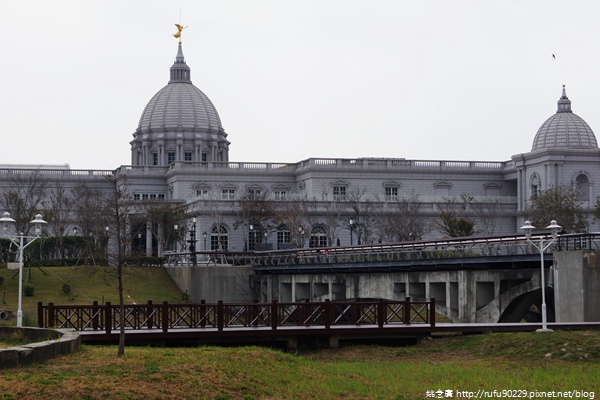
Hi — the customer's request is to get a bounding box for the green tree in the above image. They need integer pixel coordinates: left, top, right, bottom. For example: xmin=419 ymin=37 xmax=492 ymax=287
xmin=436 ymin=196 xmax=475 ymax=238
xmin=524 ymin=186 xmax=586 ymax=233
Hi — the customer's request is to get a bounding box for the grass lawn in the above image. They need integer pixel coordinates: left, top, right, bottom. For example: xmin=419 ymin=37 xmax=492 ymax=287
xmin=0 ymin=330 xmax=599 ymax=399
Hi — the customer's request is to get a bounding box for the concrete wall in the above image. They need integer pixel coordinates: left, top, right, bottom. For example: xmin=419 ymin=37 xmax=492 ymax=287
xmin=166 ymin=265 xmax=256 ymax=302
xmin=554 ymin=250 xmax=600 ymax=322
xmin=253 ymin=268 xmax=540 ymax=323
xmin=0 ymin=328 xmax=81 ymax=370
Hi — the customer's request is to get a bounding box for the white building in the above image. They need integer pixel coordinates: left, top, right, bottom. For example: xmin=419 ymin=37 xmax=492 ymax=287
xmin=2 ymin=43 xmax=598 ymax=257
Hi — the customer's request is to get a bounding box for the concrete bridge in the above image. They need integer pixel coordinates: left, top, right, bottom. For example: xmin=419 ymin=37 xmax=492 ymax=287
xmin=166 ymin=233 xmax=600 ymax=324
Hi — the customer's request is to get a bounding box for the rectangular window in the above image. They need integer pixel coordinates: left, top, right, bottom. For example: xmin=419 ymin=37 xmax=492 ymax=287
xmin=184 ymin=152 xmax=192 ymax=161
xmin=157 ymin=194 xmax=165 ymax=200
xmin=134 ymin=193 xmax=141 ymax=201
xmin=248 ymin=189 xmax=261 ymax=199
xmin=149 ymin=194 xmax=157 ymax=200
xmin=222 ymin=189 xmax=235 ymax=200
xmin=152 ymin=153 xmax=159 ymax=166
xmin=333 ymin=186 xmax=346 ymax=201
xmin=167 ymin=152 xmax=176 ymax=164
xmin=277 ymin=231 xmax=291 ymax=244
xmin=385 ymin=187 xmax=398 ymax=202
xmin=141 ymin=194 xmax=149 ymax=200
xmin=196 ymin=189 xmax=208 ymax=198
xmin=274 ymin=190 xmax=287 ymax=200
xmin=202 ymin=152 xmax=208 ymax=162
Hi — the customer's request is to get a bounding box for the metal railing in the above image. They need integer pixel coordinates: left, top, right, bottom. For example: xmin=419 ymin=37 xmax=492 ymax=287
xmin=38 ymin=298 xmax=435 ymax=333
xmin=162 ymin=233 xmax=600 ymax=269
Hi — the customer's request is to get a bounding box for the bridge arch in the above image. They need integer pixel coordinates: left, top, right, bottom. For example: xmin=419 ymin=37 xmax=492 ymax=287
xmin=498 ymin=288 xmax=555 ymax=323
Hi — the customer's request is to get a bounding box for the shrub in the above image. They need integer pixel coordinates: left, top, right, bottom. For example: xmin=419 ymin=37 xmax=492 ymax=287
xmin=62 ymin=283 xmax=72 ymax=296
xmin=23 ymin=284 xmax=35 ymax=297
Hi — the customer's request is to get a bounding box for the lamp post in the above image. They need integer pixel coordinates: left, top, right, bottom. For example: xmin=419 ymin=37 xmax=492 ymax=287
xmin=203 ymin=231 xmax=207 ymax=251
xmin=298 ymin=226 xmax=304 ymax=248
xmin=187 ymin=217 xmax=197 ymax=266
xmin=349 ymin=218 xmax=354 ymax=246
xmin=520 ymin=219 xmax=561 ymax=333
xmin=264 ymin=231 xmax=268 ymax=250
xmin=0 ymin=212 xmax=47 ymax=327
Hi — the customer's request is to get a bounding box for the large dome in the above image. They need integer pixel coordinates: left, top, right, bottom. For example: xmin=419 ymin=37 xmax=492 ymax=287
xmin=130 ymin=44 xmax=230 ymax=166
xmin=531 ymin=86 xmax=597 ymax=151
xmin=136 ymin=45 xmax=223 ymax=134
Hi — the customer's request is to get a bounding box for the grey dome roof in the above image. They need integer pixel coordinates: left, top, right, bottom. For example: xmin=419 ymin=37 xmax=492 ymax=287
xmin=531 ymin=86 xmax=597 ymax=151
xmin=136 ymin=44 xmax=223 ymax=134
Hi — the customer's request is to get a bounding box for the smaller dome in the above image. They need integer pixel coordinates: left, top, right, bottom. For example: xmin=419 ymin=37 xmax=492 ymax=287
xmin=531 ymin=86 xmax=597 ymax=151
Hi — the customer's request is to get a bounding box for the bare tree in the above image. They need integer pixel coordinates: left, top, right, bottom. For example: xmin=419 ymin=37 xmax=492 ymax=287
xmin=234 ymin=190 xmax=279 ymax=249
xmin=436 ymin=195 xmax=475 ymax=238
xmin=72 ymin=183 xmax=110 ymax=263
xmin=470 ymin=198 xmax=507 ymax=236
xmin=45 ymin=182 xmax=73 ymax=259
xmin=376 ymin=194 xmax=428 ymax=242
xmin=275 ymin=197 xmax=311 ymax=248
xmin=138 ymin=201 xmax=186 ymax=255
xmin=103 ymin=175 xmax=135 ymax=357
xmin=0 ymin=170 xmax=48 ymax=235
xmin=345 ymin=187 xmax=379 ymax=245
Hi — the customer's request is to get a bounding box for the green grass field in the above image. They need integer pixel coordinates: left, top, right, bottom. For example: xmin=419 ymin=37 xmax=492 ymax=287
xmin=0 ymin=331 xmax=599 ymax=399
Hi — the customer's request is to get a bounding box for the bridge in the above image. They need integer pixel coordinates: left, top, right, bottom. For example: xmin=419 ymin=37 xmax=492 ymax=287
xmin=164 ymin=233 xmax=600 ymax=325
xmin=36 ymin=299 xmax=600 ymax=349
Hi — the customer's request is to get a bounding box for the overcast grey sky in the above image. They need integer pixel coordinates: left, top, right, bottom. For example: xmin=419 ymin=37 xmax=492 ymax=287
xmin=1 ymin=1 xmax=599 ymax=170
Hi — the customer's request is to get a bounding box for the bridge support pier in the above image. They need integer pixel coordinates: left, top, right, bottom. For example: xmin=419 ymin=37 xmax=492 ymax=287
xmin=554 ymin=250 xmax=600 ymax=322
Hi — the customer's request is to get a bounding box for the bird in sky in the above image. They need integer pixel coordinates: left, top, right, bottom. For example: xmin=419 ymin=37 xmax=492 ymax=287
xmin=552 ymin=54 xmax=556 ymax=59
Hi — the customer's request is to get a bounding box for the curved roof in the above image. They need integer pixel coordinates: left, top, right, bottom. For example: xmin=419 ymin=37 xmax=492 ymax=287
xmin=136 ymin=44 xmax=223 ymax=134
xmin=531 ymin=86 xmax=597 ymax=151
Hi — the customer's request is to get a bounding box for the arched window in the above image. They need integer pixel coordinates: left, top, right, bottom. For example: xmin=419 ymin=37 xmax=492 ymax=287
xmin=309 ymin=225 xmax=328 ymax=248
xmin=210 ymin=225 xmax=229 ymax=251
xmin=576 ymin=174 xmax=589 ymax=202
xmin=530 ymin=174 xmax=540 ymax=198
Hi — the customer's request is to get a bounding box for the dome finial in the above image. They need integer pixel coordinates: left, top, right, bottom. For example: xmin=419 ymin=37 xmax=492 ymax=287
xmin=557 ymin=85 xmax=571 ymax=113
xmin=173 ymin=24 xmax=187 ymax=45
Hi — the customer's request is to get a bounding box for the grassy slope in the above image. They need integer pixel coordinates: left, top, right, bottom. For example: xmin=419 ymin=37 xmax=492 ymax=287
xmin=0 ymin=265 xmax=184 ymax=323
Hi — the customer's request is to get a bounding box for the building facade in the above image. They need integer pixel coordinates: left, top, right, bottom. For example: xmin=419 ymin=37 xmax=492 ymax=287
xmin=2 ymin=43 xmax=599 ymax=256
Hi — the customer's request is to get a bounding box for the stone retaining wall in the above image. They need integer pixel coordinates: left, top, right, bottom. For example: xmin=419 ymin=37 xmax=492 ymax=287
xmin=0 ymin=327 xmax=81 ymax=369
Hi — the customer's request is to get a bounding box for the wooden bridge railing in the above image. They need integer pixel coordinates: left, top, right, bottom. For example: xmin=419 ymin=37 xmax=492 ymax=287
xmin=38 ymin=298 xmax=435 ymax=333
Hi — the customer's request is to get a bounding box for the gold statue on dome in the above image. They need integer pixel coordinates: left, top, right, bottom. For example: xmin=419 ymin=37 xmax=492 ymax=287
xmin=173 ymin=24 xmax=187 ymax=44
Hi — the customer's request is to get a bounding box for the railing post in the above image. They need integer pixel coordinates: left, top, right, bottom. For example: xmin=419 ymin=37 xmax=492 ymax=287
xmin=404 ymin=296 xmax=411 ymax=325
xmin=147 ymin=300 xmax=153 ymax=329
xmin=430 ymin=298 xmax=436 ymax=328
xmin=271 ymin=299 xmax=278 ymax=330
xmin=200 ymin=299 xmax=206 ymax=328
xmin=162 ymin=301 xmax=169 ymax=333
xmin=252 ymin=298 xmax=259 ymax=327
xmin=217 ymin=300 xmax=224 ymax=331
xmin=37 ymin=302 xmax=43 ymax=328
xmin=378 ymin=298 xmax=385 ymax=328
xmin=48 ymin=302 xmax=54 ymax=328
xmin=105 ymin=301 xmax=112 ymax=335
xmin=302 ymin=298 xmax=309 ymax=326
xmin=324 ymin=299 xmax=331 ymax=329
xmin=92 ymin=301 xmax=99 ymax=330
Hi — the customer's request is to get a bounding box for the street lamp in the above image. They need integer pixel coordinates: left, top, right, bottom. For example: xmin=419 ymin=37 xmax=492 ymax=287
xmin=203 ymin=231 xmax=207 ymax=251
xmin=349 ymin=218 xmax=354 ymax=246
xmin=188 ymin=217 xmax=197 ymax=266
xmin=298 ymin=226 xmax=304 ymax=248
xmin=264 ymin=231 xmax=268 ymax=250
xmin=0 ymin=212 xmax=47 ymax=327
xmin=520 ymin=219 xmax=561 ymax=333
